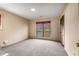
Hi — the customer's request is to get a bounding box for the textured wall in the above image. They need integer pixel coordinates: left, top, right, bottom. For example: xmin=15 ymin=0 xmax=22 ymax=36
xmin=64 ymin=3 xmax=79 ymax=56
xmin=0 ymin=9 xmax=29 ymax=47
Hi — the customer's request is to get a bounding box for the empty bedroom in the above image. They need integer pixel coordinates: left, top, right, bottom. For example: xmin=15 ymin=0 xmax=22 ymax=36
xmin=0 ymin=3 xmax=79 ymax=56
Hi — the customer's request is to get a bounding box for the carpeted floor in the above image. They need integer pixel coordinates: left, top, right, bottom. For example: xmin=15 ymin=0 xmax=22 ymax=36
xmin=0 ymin=39 xmax=68 ymax=56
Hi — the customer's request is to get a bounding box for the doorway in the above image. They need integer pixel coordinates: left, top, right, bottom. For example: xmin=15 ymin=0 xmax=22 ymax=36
xmin=60 ymin=15 xmax=65 ymax=46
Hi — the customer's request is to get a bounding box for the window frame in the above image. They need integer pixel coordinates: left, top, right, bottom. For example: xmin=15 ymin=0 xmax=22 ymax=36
xmin=36 ymin=21 xmax=51 ymax=38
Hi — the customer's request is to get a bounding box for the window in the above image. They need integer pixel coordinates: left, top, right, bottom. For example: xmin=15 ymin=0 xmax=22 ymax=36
xmin=36 ymin=21 xmax=51 ymax=38
xmin=0 ymin=15 xmax=2 ymax=29
xmin=0 ymin=15 xmax=1 ymax=26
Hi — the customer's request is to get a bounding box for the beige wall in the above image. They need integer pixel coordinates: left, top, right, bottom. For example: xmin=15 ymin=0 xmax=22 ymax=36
xmin=0 ymin=9 xmax=29 ymax=47
xmin=64 ymin=3 xmax=79 ymax=56
xmin=29 ymin=17 xmax=60 ymax=41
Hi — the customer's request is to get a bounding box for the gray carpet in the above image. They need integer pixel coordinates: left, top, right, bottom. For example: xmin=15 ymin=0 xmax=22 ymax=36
xmin=0 ymin=39 xmax=68 ymax=56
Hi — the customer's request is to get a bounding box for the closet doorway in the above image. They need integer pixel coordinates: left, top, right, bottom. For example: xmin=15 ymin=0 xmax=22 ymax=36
xmin=60 ymin=15 xmax=65 ymax=46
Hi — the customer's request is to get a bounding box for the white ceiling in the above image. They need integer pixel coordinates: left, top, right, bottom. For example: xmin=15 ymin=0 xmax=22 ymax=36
xmin=0 ymin=3 xmax=66 ymax=20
